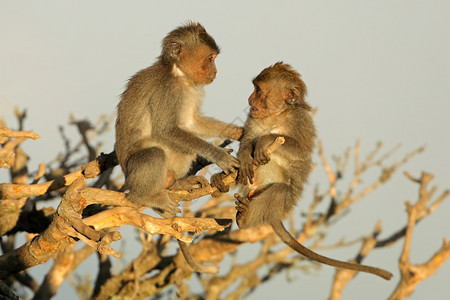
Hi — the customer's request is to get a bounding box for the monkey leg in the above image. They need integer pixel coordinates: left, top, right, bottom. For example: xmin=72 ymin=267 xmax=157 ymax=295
xmin=164 ymin=170 xmax=176 ymax=188
xmin=125 ymin=147 xmax=180 ymax=217
xmin=235 ymin=183 xmax=294 ymax=229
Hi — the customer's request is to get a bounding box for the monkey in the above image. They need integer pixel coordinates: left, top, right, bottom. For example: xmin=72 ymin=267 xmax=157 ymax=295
xmin=115 ymin=22 xmax=242 ymax=273
xmin=212 ymin=62 xmax=393 ymax=280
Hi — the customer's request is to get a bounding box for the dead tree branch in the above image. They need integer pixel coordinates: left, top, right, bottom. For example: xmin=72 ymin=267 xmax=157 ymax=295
xmin=2 ymin=115 xmax=449 ymax=300
xmin=389 ymin=172 xmax=450 ymax=299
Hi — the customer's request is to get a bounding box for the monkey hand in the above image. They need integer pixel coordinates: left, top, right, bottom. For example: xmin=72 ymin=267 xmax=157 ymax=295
xmin=254 ymin=135 xmax=276 ymax=165
xmin=236 ymin=155 xmax=254 ymax=185
xmin=214 ymin=148 xmax=240 ymax=174
xmin=210 ymin=172 xmax=229 ymax=197
xmin=228 ymin=126 xmax=244 ymax=141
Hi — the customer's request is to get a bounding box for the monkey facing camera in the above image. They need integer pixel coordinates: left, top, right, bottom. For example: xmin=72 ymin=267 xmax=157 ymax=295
xmin=212 ymin=62 xmax=392 ymax=280
xmin=115 ymin=22 xmax=242 ymax=274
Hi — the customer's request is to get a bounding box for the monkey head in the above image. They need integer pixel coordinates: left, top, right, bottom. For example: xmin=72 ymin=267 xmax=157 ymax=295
xmin=160 ymin=22 xmax=220 ymax=85
xmin=248 ymin=62 xmax=311 ymax=119
xmin=177 ymin=44 xmax=218 ymax=84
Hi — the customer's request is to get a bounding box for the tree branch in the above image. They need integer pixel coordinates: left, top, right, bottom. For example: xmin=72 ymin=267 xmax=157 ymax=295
xmin=389 ymin=172 xmax=450 ymax=299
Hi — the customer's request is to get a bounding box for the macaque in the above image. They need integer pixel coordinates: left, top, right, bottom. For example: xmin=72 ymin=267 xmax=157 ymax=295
xmin=212 ymin=62 xmax=392 ymax=280
xmin=115 ymin=22 xmax=242 ymax=273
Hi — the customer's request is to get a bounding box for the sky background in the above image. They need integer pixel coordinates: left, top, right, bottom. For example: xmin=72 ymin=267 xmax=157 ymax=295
xmin=1 ymin=1 xmax=449 ymax=299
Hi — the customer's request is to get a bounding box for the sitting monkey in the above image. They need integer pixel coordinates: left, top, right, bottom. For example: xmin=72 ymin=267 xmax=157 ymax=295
xmin=115 ymin=22 xmax=242 ymax=274
xmin=115 ymin=22 xmax=241 ymax=216
xmin=212 ymin=62 xmax=392 ymax=280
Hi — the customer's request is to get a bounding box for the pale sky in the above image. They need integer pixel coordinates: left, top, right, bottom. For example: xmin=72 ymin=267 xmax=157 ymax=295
xmin=1 ymin=1 xmax=449 ymax=299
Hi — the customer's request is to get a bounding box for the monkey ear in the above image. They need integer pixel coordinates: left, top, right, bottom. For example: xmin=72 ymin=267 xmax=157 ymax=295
xmin=286 ymin=87 xmax=300 ymax=105
xmin=170 ymin=42 xmax=183 ymax=60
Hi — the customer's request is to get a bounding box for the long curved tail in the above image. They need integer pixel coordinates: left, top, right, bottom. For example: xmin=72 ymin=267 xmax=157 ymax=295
xmin=178 ymin=240 xmax=218 ymax=274
xmin=271 ymin=220 xmax=393 ymax=280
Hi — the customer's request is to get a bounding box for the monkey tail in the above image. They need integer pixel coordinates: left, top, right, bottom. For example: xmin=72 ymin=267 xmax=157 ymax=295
xmin=270 ymin=221 xmax=393 ymax=280
xmin=178 ymin=240 xmax=219 ymax=274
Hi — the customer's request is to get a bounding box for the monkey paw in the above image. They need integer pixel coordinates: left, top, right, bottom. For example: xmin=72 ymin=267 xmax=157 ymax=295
xmin=210 ymin=172 xmax=229 ymax=197
xmin=236 ymin=160 xmax=254 ymax=186
xmin=216 ymin=149 xmax=240 ymax=175
xmin=169 ymin=175 xmax=209 ymax=192
xmin=229 ymin=126 xmax=244 ymax=140
xmin=254 ymin=135 xmax=276 ymax=165
xmin=234 ymin=193 xmax=251 ymax=228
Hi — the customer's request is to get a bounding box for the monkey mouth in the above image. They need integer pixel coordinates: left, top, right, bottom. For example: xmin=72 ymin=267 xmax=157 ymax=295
xmin=204 ymin=77 xmax=215 ymax=84
xmin=249 ymin=107 xmax=262 ymax=118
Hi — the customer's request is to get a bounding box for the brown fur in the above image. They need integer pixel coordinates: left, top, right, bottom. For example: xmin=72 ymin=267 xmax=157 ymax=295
xmin=235 ymin=62 xmax=315 ymax=228
xmin=115 ymin=22 xmax=242 ymax=273
xmin=215 ymin=62 xmax=392 ymax=280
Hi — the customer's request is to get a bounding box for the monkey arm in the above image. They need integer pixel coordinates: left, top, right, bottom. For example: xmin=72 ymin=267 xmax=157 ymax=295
xmin=237 ymin=143 xmax=253 ymax=161
xmin=193 ymin=116 xmax=243 ymax=140
xmin=263 ymin=134 xmax=300 ymax=152
xmin=236 ymin=135 xmax=255 ymax=185
xmin=154 ymin=125 xmax=239 ymax=174
xmin=237 ymin=131 xmax=255 ymax=159
xmin=255 ymin=134 xmax=304 ymax=162
xmin=156 ymin=126 xmax=217 ymax=156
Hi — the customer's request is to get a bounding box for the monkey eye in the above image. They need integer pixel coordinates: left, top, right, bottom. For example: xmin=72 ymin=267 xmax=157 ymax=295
xmin=254 ymin=85 xmax=262 ymax=95
xmin=208 ymin=54 xmax=216 ymax=62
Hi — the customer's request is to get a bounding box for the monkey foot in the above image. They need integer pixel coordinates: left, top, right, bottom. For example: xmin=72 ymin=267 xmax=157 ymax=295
xmin=234 ymin=193 xmax=251 ymax=228
xmin=131 ymin=191 xmax=181 ymax=218
xmin=210 ymin=172 xmax=230 ymax=196
xmin=169 ymin=175 xmax=209 ymax=192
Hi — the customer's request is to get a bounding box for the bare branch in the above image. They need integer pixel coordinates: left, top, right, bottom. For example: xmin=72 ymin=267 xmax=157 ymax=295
xmin=0 ymin=151 xmax=117 ymax=199
xmin=329 ymin=221 xmax=383 ymax=300
xmin=390 ymin=172 xmax=450 ymax=299
xmin=0 ymin=138 xmax=26 ymax=169
xmin=0 ymin=128 xmax=40 ymax=143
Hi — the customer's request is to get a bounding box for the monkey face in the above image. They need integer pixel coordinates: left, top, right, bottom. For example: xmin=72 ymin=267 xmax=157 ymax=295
xmin=178 ymin=44 xmax=218 ymax=85
xmin=248 ymin=82 xmax=285 ymax=119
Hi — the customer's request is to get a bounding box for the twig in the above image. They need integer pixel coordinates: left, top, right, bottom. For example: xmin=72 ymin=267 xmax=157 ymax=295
xmin=0 ymin=128 xmax=40 ymax=143
xmin=389 ymin=172 xmax=450 ymax=299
